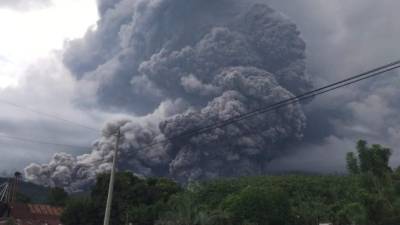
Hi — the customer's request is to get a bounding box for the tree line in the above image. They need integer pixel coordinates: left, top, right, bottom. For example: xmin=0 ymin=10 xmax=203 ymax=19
xmin=58 ymin=140 xmax=400 ymax=225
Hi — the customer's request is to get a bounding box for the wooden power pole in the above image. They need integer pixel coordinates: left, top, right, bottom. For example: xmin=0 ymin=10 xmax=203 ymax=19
xmin=103 ymin=128 xmax=121 ymax=225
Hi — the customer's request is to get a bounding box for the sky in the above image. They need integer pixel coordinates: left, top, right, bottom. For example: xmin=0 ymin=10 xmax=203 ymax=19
xmin=0 ymin=0 xmax=108 ymax=173
xmin=0 ymin=0 xmax=400 ymax=175
xmin=265 ymin=0 xmax=400 ymax=171
xmin=0 ymin=0 xmax=97 ymax=88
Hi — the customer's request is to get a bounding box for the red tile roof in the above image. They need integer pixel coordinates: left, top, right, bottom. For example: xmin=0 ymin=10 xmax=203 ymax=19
xmin=9 ymin=203 xmax=64 ymax=225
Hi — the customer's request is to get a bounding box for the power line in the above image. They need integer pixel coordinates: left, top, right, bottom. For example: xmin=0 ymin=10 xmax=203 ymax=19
xmin=133 ymin=60 xmax=400 ymax=152
xmin=0 ymin=60 xmax=398 ymax=152
xmin=171 ymin=60 xmax=400 ymax=138
xmin=0 ymin=99 xmax=100 ymax=133
xmin=182 ymin=63 xmax=400 ymax=136
xmin=0 ymin=134 xmax=92 ymax=149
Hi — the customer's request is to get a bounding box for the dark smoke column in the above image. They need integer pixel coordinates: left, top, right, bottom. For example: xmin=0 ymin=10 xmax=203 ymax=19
xmin=25 ymin=0 xmax=312 ymax=191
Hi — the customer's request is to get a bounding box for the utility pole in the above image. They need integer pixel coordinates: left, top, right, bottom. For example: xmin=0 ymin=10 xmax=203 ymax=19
xmin=103 ymin=128 xmax=121 ymax=225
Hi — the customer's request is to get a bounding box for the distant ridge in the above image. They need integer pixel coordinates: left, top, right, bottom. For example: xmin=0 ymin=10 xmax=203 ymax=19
xmin=0 ymin=177 xmax=50 ymax=203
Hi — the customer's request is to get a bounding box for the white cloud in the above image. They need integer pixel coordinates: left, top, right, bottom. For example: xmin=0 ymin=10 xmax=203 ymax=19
xmin=0 ymin=53 xmax=130 ymax=172
xmin=0 ymin=0 xmax=98 ymax=89
xmin=0 ymin=0 xmax=51 ymax=11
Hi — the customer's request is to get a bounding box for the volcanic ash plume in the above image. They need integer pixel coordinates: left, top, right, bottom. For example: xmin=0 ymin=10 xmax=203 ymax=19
xmin=25 ymin=0 xmax=312 ymax=191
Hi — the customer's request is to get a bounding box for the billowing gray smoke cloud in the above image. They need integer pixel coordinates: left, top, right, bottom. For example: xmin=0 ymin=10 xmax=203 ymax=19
xmin=25 ymin=0 xmax=312 ymax=191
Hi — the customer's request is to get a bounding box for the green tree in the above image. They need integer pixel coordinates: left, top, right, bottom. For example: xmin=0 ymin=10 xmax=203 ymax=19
xmin=15 ymin=192 xmax=31 ymax=203
xmin=222 ymin=186 xmax=290 ymax=225
xmin=346 ymin=152 xmax=359 ymax=174
xmin=48 ymin=187 xmax=69 ymax=206
xmin=335 ymin=202 xmax=367 ymax=225
xmin=63 ymin=172 xmax=181 ymax=225
xmin=347 ymin=140 xmax=392 ymax=177
xmin=156 ymin=191 xmax=232 ymax=225
xmin=157 ymin=192 xmax=203 ymax=225
xmin=346 ymin=140 xmax=399 ymax=225
xmin=61 ymin=198 xmax=101 ymax=225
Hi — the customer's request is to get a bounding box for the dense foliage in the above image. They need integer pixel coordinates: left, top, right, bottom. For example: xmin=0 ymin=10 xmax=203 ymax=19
xmin=60 ymin=140 xmax=400 ymax=225
xmin=61 ymin=172 xmax=181 ymax=225
xmin=48 ymin=187 xmax=69 ymax=206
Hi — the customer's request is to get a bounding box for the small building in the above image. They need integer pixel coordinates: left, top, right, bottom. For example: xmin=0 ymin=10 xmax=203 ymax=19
xmin=4 ymin=203 xmax=64 ymax=225
xmin=0 ymin=174 xmax=64 ymax=225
